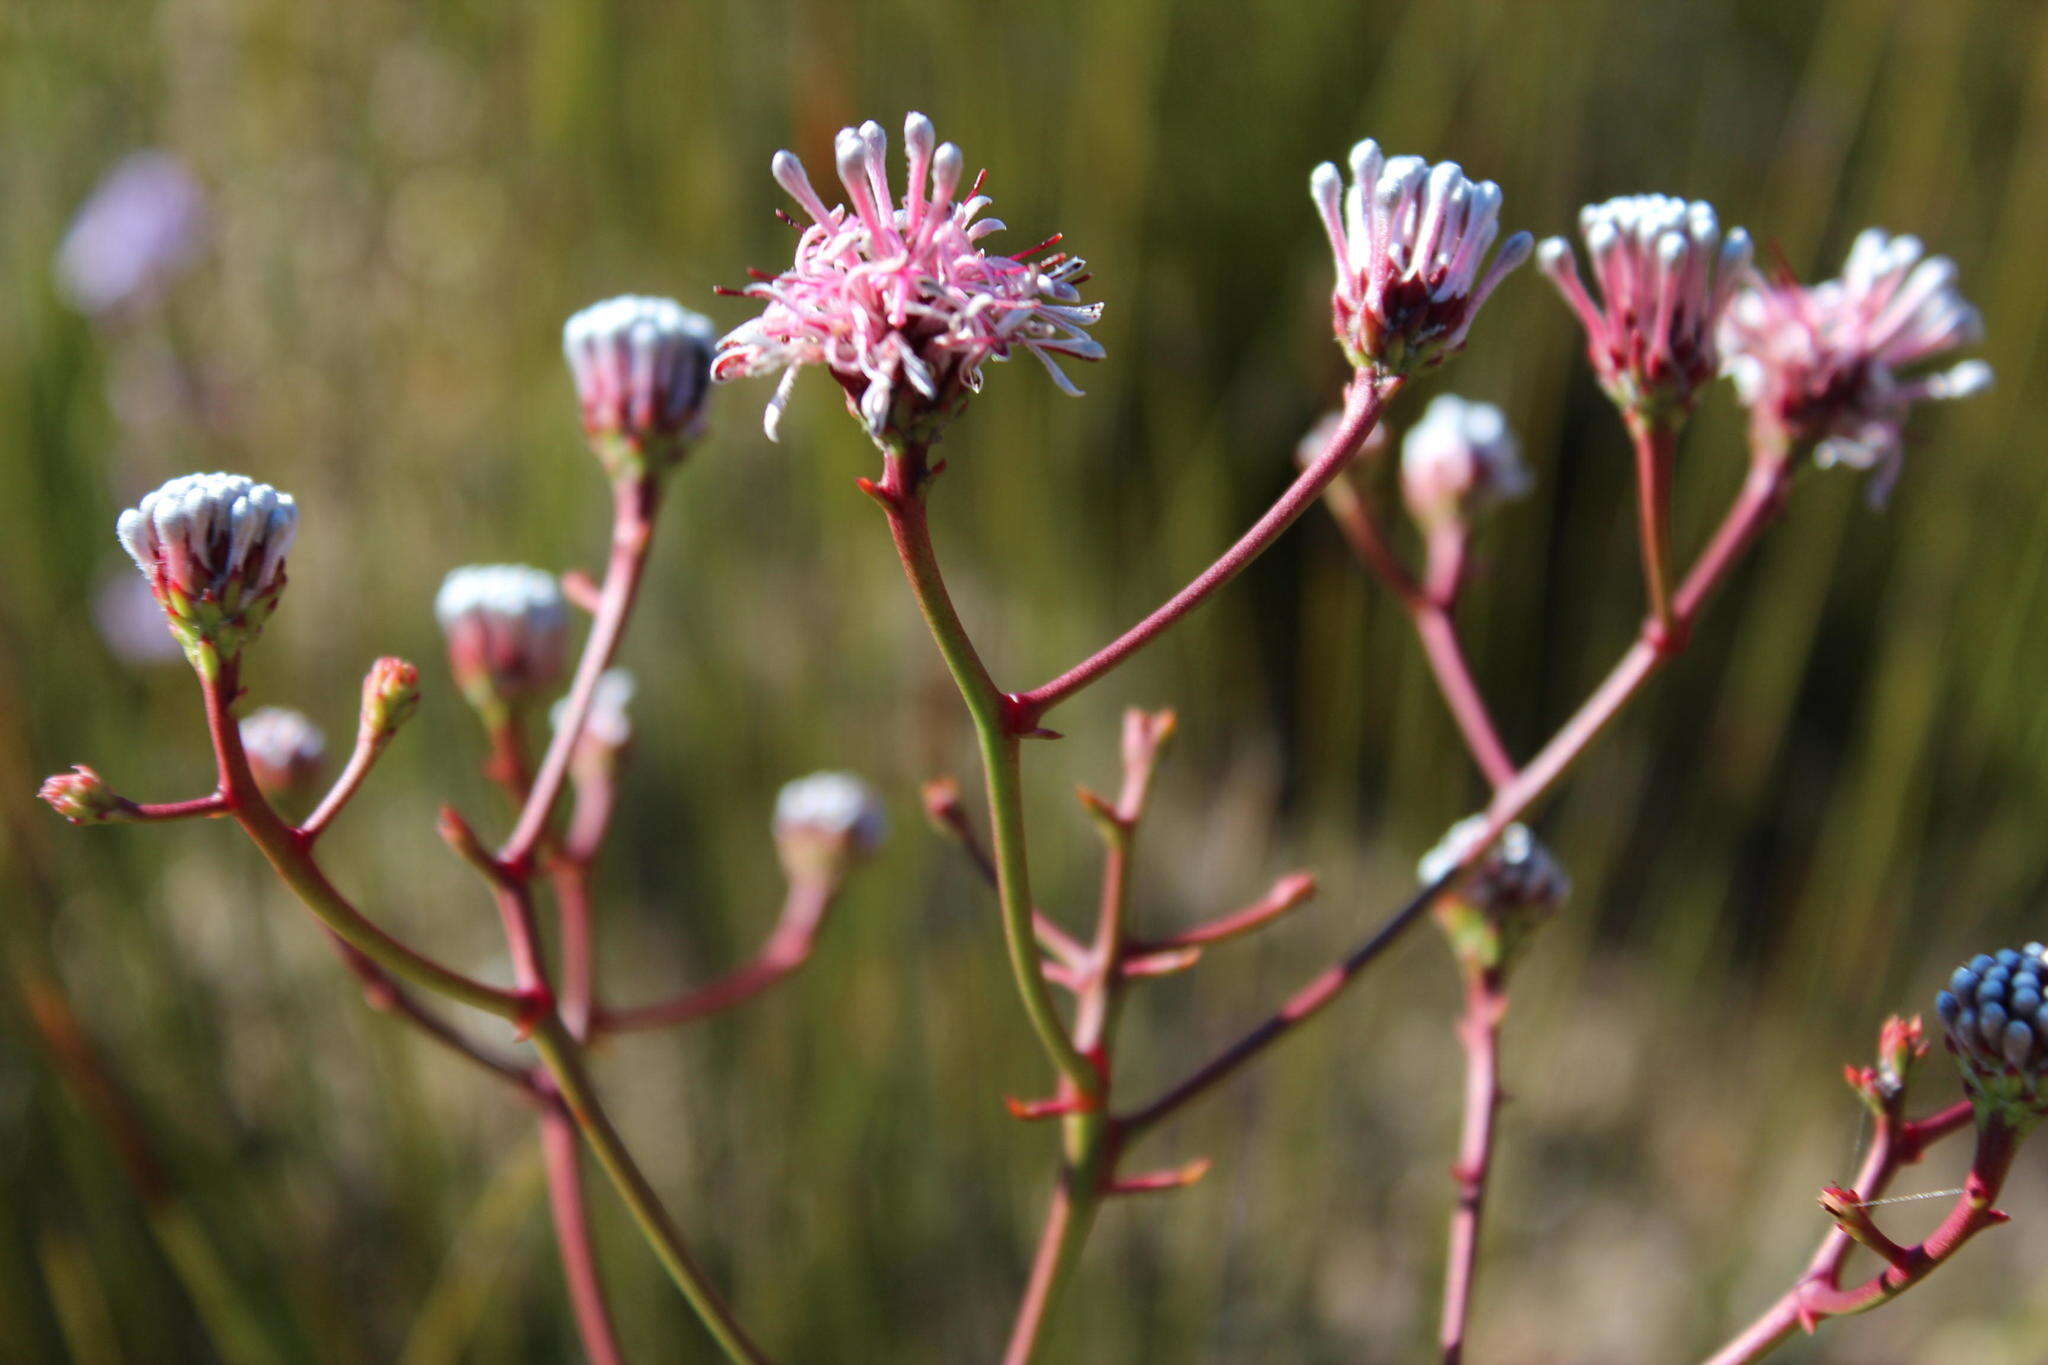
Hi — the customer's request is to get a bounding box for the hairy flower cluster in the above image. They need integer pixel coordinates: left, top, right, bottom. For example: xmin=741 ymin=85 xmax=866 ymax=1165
xmin=117 ymin=472 xmax=299 ymax=663
xmin=713 ymin=112 xmax=1104 ymax=445
xmin=1538 ymin=194 xmax=1752 ymax=419
xmin=435 ymin=565 xmax=571 ymax=713
xmin=240 ymin=706 xmax=326 ymax=797
xmin=1399 ymin=394 xmax=1530 ymax=534
xmin=56 ymin=151 xmax=208 ymax=317
xmin=1720 ymin=228 xmax=1991 ymax=503
xmin=1420 ymin=816 xmax=1569 ymax=976
xmin=563 ymin=295 xmax=716 ymax=475
xmin=1937 ymin=944 xmax=2048 ymax=1132
xmin=1311 ymin=141 xmax=1533 ymax=377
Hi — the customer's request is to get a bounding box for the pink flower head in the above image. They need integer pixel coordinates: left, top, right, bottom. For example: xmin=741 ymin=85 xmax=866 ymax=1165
xmin=1719 ymin=228 xmax=1991 ymax=503
xmin=1399 ymin=394 xmax=1531 ymax=533
xmin=1538 ymin=194 xmax=1752 ymax=419
xmin=1310 ymin=141 xmax=1533 ymax=377
xmin=116 ymin=472 xmax=299 ymax=660
xmin=563 ymin=295 xmax=716 ymax=474
xmin=434 ymin=565 xmax=570 ymax=711
xmin=713 ymin=112 xmax=1104 ymax=445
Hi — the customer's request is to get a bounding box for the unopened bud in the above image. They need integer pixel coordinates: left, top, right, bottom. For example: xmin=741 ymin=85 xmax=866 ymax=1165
xmin=1400 ymin=394 xmax=1530 ymax=534
xmin=1419 ymin=815 xmax=1569 ymax=976
xmin=434 ymin=565 xmax=570 ymax=719
xmin=361 ymin=657 xmax=421 ymax=743
xmin=239 ymin=706 xmax=326 ymax=798
xmin=38 ymin=766 xmax=130 ymax=824
xmin=115 ymin=472 xmax=299 ymax=670
xmin=1936 ymin=943 xmax=2048 ymax=1133
xmin=773 ymin=771 xmax=887 ymax=885
xmin=564 ymin=295 xmax=716 ymax=479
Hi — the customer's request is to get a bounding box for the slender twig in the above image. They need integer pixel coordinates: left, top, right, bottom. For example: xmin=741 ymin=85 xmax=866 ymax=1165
xmin=1705 ymin=1114 xmax=2011 ymax=1364
xmin=1320 ymin=458 xmax=1514 ymax=788
xmin=115 ymin=791 xmax=234 ymax=822
xmin=529 ymin=1015 xmax=770 ymax=1363
xmin=1008 ymin=374 xmax=1396 ymax=726
xmin=540 ymin=1099 xmax=628 ymax=1365
xmin=500 ymin=475 xmax=661 ymax=871
xmin=1002 ymin=711 xmax=1172 ymax=1365
xmin=594 ymin=879 xmax=835 ymax=1033
xmin=1131 ymin=872 xmax=1317 ymax=951
xmin=199 ymin=646 xmax=765 ymax=1361
xmin=1627 ymin=412 xmax=1680 ymax=641
xmin=197 ymin=658 xmax=530 ymax=1021
xmin=302 ymin=710 xmax=398 ymax=841
xmin=1438 ymin=968 xmax=1507 ymax=1364
xmin=924 ymin=777 xmax=1089 ymax=967
xmin=1122 ymin=452 xmax=1795 ymax=1139
xmin=1412 ymin=603 xmax=1516 ymax=790
xmin=868 ymin=444 xmax=1099 ymax=1097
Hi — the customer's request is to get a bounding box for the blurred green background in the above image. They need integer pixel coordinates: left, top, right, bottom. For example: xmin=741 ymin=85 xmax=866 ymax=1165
xmin=4 ymin=0 xmax=2048 ymax=1360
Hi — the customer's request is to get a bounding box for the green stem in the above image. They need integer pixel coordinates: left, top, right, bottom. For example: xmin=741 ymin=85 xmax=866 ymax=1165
xmin=529 ymin=1018 xmax=768 ymax=1364
xmin=873 ymin=445 xmax=1098 ymax=1098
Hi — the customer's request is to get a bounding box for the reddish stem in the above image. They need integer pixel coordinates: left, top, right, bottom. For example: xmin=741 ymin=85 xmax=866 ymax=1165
xmin=541 ymin=1100 xmax=628 ymax=1365
xmin=301 ymin=724 xmax=387 ymax=841
xmin=1628 ymin=412 xmax=1679 ymax=639
xmin=501 ymin=476 xmax=661 ymax=870
xmin=197 ymin=660 xmax=529 ymax=1020
xmin=120 ymin=791 xmax=232 ymax=822
xmin=1705 ymin=1116 xmax=2014 ymax=1363
xmin=1413 ymin=604 xmax=1516 ymax=789
xmin=1009 ymin=374 xmax=1396 ymax=727
xmin=594 ymin=880 xmax=835 ymax=1033
xmin=1134 ymin=872 xmax=1318 ymax=951
xmin=1438 ymin=970 xmax=1507 ymax=1364
xmin=1321 ymin=469 xmax=1514 ymax=789
xmin=1122 ymin=456 xmax=1794 ymax=1138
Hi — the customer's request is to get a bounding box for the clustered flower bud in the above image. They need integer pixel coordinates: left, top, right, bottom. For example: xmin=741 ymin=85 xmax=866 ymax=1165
xmin=1537 ymin=194 xmax=1752 ymax=420
xmin=1418 ymin=815 xmax=1570 ymax=976
xmin=239 ymin=706 xmax=326 ymax=798
xmin=714 ymin=112 xmax=1103 ymax=446
xmin=1937 ymin=944 xmax=2048 ymax=1133
xmin=360 ymin=657 xmax=422 ymax=744
xmin=1719 ymin=228 xmax=1992 ymax=503
xmin=434 ymin=565 xmax=571 ymax=718
xmin=1310 ymin=141 xmax=1534 ymax=378
xmin=55 ymin=151 xmax=208 ymax=318
xmin=116 ymin=472 xmax=299 ymax=669
xmin=38 ymin=766 xmax=130 ymax=825
xmin=772 ymin=771 xmax=888 ymax=885
xmin=1399 ymin=394 xmax=1531 ymax=534
xmin=563 ymin=295 xmax=717 ymax=478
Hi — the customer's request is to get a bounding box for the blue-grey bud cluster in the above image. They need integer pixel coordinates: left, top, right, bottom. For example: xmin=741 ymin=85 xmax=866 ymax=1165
xmin=1937 ymin=943 xmax=2048 ymax=1127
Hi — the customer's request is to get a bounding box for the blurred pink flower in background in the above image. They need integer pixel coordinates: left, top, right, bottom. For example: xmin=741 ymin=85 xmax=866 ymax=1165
xmin=55 ymin=151 xmax=209 ymax=317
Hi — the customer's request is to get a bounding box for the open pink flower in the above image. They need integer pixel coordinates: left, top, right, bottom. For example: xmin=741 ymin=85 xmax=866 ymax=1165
xmin=1538 ymin=194 xmax=1751 ymax=418
xmin=713 ymin=112 xmax=1103 ymax=445
xmin=1310 ymin=141 xmax=1533 ymax=377
xmin=1719 ymin=228 xmax=1991 ymax=502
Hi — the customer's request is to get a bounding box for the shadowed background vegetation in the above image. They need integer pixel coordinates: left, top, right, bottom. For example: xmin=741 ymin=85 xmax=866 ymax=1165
xmin=3 ymin=0 xmax=2048 ymax=1360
